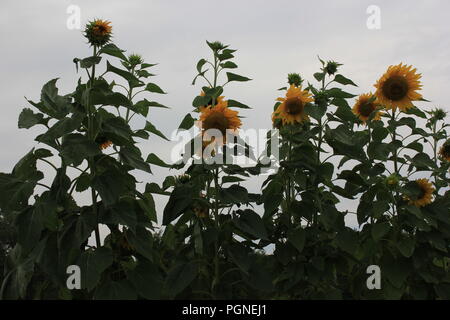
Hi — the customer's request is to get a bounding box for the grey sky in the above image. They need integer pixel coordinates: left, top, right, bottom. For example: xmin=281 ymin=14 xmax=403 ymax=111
xmin=1 ymin=0 xmax=449 ymax=232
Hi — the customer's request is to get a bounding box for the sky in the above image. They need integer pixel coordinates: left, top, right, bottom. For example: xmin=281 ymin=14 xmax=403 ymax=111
xmin=0 ymin=0 xmax=449 ymax=237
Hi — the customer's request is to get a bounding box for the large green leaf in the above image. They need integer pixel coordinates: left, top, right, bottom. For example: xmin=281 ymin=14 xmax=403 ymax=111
xmin=60 ymin=134 xmax=101 ymax=166
xmin=233 ymin=209 xmax=268 ymax=240
xmin=164 ymin=261 xmax=198 ymax=298
xmin=127 ymin=261 xmax=163 ymax=299
xmin=78 ymin=247 xmax=113 ymax=291
xmin=18 ymin=108 xmax=46 ymax=129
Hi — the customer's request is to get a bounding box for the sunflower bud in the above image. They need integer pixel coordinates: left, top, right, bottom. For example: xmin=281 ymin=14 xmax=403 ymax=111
xmin=84 ymin=19 xmax=112 ymax=47
xmin=314 ymin=91 xmax=329 ymax=107
xmin=287 ymin=73 xmax=303 ymax=87
xmin=385 ymin=174 xmax=400 ymax=187
xmin=176 ymin=174 xmax=191 ymax=185
xmin=325 ymin=61 xmax=340 ymax=75
xmin=208 ymin=41 xmax=226 ymax=52
xmin=128 ymin=54 xmax=143 ymax=67
xmin=431 ymin=108 xmax=447 ymax=121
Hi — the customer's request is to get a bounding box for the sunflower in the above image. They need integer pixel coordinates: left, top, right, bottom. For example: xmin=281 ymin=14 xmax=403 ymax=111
xmin=84 ymin=19 xmax=112 ymax=46
xmin=406 ymin=178 xmax=434 ymax=207
xmin=198 ymin=99 xmax=241 ymax=143
xmin=272 ymin=84 xmax=314 ymax=125
xmin=352 ymin=93 xmax=382 ymax=123
xmin=100 ymin=140 xmax=113 ymax=150
xmin=374 ymin=63 xmax=422 ymax=111
xmin=438 ymin=142 xmax=450 ymax=162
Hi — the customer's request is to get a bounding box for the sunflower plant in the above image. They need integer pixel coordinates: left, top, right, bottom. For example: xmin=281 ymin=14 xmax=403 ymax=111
xmin=158 ymin=41 xmax=271 ymax=299
xmin=333 ymin=63 xmax=450 ymax=299
xmin=261 ymin=58 xmax=371 ymax=299
xmin=0 ymin=19 xmax=169 ymax=299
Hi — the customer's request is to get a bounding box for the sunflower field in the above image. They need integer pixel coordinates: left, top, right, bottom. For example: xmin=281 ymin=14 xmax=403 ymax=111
xmin=0 ymin=19 xmax=449 ymax=300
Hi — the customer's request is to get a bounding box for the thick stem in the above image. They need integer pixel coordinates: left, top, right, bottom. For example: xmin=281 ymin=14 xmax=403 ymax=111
xmin=212 ymin=168 xmax=220 ymax=298
xmin=87 ymin=45 xmax=101 ymax=248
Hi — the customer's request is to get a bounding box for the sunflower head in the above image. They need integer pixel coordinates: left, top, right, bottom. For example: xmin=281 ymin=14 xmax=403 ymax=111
xmin=374 ymin=63 xmax=422 ymax=111
xmin=352 ymin=93 xmax=383 ymax=123
xmin=96 ymin=136 xmax=112 ymax=150
xmin=272 ymin=84 xmax=314 ymax=125
xmin=84 ymin=19 xmax=112 ymax=46
xmin=287 ymin=73 xmax=303 ymax=87
xmin=198 ymin=99 xmax=241 ymax=143
xmin=192 ymin=198 xmax=209 ymax=218
xmin=439 ymin=140 xmax=450 ymax=162
xmin=404 ymin=179 xmax=434 ymax=207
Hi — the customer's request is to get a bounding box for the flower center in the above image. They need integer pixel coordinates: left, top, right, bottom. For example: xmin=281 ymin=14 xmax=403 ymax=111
xmin=285 ymin=97 xmax=304 ymax=115
xmin=382 ymin=76 xmax=409 ymax=101
xmin=359 ymin=102 xmax=376 ymax=117
xmin=203 ymin=111 xmax=229 ymax=135
xmin=416 ymin=185 xmax=426 ymax=200
xmin=93 ymin=24 xmax=109 ymax=36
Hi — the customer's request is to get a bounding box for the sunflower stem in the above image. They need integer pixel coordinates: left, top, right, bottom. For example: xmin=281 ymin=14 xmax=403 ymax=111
xmin=212 ymin=168 xmax=220 ymax=298
xmin=87 ymin=45 xmax=101 ymax=248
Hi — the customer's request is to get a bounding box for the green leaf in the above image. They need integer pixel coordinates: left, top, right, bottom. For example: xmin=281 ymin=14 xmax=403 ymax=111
xmin=371 ymin=222 xmax=390 ymax=241
xmin=314 ymin=72 xmax=325 ymax=82
xmin=288 ymin=227 xmax=306 ymax=253
xmin=18 ymin=108 xmax=46 ymax=129
xmin=326 ymin=88 xmax=356 ymax=99
xmin=137 ymin=192 xmax=157 ymax=223
xmin=146 ymin=153 xmax=171 ymax=168
xmin=396 ymin=237 xmax=415 ymax=258
xmin=31 ymin=78 xmax=72 ymax=119
xmin=119 ymin=146 xmax=152 ymax=173
xmin=79 ymin=56 xmax=102 ymax=69
xmin=145 ymin=83 xmax=166 ymax=94
xmin=178 ymin=113 xmax=195 ymax=131
xmin=92 ymin=167 xmax=133 ymax=207
xmin=196 ymin=58 xmax=207 ymax=73
xmin=335 ymin=228 xmax=358 ymax=255
xmin=78 ymin=247 xmax=113 ymax=291
xmin=16 ymin=207 xmax=43 ymax=254
xmin=36 ymin=112 xmax=84 ymax=142
xmin=227 ymin=99 xmax=250 ymax=109
xmin=220 ymin=61 xmax=238 ymax=69
xmin=126 ymin=227 xmax=154 ymax=260
xmin=106 ymin=61 xmax=140 ymax=86
xmin=226 ymin=72 xmax=251 ymax=82
xmin=233 ymin=209 xmax=268 ymax=240
xmin=228 ymin=243 xmax=251 ymax=274
xmin=60 ymin=134 xmax=101 ymax=166
xmin=127 ymin=261 xmax=162 ymax=299
xmin=99 ymin=43 xmax=127 ymax=61
xmin=102 ymin=199 xmax=137 ymax=232
xmin=220 ymin=184 xmax=249 ymax=204
xmin=164 ymin=261 xmax=198 ymax=297
xmin=0 ymin=174 xmax=39 ymax=211
xmin=163 ymin=184 xmax=196 ymax=224
xmin=334 ymin=74 xmax=357 ymax=86
xmin=144 ymin=121 xmax=169 ymax=141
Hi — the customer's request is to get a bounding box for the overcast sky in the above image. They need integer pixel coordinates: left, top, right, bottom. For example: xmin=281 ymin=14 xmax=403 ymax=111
xmin=1 ymin=0 xmax=449 ymax=232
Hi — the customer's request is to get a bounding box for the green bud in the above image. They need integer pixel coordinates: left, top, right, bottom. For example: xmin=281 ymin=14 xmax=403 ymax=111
xmin=287 ymin=73 xmax=303 ymax=87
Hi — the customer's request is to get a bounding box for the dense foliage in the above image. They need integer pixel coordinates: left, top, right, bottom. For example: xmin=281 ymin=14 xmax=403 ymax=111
xmin=0 ymin=20 xmax=449 ymax=300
